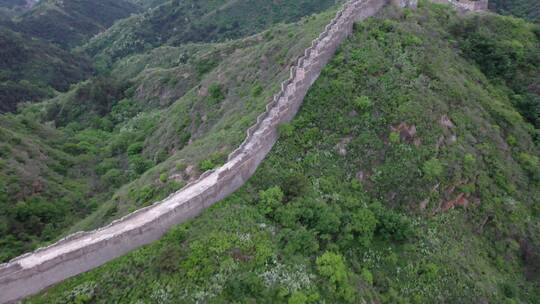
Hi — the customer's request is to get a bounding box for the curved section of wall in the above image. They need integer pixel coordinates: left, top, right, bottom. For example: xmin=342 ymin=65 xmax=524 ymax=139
xmin=0 ymin=0 xmax=392 ymax=302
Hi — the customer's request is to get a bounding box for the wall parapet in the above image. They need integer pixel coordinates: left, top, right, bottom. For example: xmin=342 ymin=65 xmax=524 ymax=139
xmin=0 ymin=0 xmax=430 ymax=302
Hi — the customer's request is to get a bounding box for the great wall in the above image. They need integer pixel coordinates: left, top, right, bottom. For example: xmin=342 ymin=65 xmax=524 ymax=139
xmin=431 ymin=0 xmax=488 ymax=10
xmin=0 ymin=0 xmax=487 ymax=302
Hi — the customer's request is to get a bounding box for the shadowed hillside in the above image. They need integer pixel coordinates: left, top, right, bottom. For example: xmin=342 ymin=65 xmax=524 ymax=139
xmin=0 ymin=0 xmax=143 ymax=112
xmin=0 ymin=0 xmax=36 ymax=16
xmin=490 ymin=0 xmax=540 ymax=23
xmin=0 ymin=27 xmax=93 ymax=113
xmin=11 ymin=0 xmax=141 ymax=48
xmin=83 ymin=0 xmax=340 ymax=67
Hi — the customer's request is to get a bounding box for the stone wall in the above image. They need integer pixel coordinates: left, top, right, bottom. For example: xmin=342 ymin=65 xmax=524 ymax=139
xmin=430 ymin=0 xmax=488 ymax=11
xmin=0 ymin=0 xmax=395 ymax=302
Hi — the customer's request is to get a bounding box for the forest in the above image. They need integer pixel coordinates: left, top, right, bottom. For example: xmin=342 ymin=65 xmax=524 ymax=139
xmin=0 ymin=0 xmax=343 ymax=262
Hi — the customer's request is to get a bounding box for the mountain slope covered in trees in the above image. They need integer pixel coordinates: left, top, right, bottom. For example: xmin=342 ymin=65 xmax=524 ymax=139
xmin=490 ymin=0 xmax=540 ymax=23
xmin=0 ymin=7 xmax=339 ymax=262
xmin=0 ymin=0 xmax=143 ymax=112
xmin=0 ymin=0 xmax=341 ymax=112
xmin=26 ymin=2 xmax=540 ymax=303
xmin=11 ymin=0 xmax=141 ymax=48
xmin=83 ymin=0 xmax=340 ymax=67
xmin=0 ymin=27 xmax=93 ymax=113
xmin=0 ymin=0 xmax=36 ymax=17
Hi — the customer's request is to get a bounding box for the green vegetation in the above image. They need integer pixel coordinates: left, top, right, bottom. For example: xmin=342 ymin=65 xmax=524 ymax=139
xmin=199 ymin=152 xmax=226 ymax=172
xmin=82 ymin=0 xmax=339 ymax=65
xmin=489 ymin=0 xmax=540 ymax=23
xmin=11 ymin=0 xmax=141 ymax=48
xmin=26 ymin=2 xmax=540 ymax=303
xmin=452 ymin=13 xmax=540 ymax=137
xmin=0 ymin=0 xmax=340 ymax=111
xmin=0 ymin=0 xmax=27 ymax=9
xmin=0 ymin=115 xmax=92 ymax=260
xmin=0 ymin=0 xmax=143 ymax=112
xmin=0 ymin=0 xmax=36 ymax=17
xmin=0 ymin=6 xmax=337 ymax=261
xmin=0 ymin=27 xmax=93 ymax=112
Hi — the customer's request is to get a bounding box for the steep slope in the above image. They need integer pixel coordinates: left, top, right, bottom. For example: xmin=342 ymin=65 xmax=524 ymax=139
xmin=0 ymin=9 xmax=337 ymax=262
xmin=452 ymin=13 xmax=540 ymax=133
xmin=0 ymin=0 xmax=142 ymax=112
xmin=0 ymin=114 xmax=94 ymax=261
xmin=0 ymin=26 xmax=93 ymax=113
xmin=64 ymin=10 xmax=339 ymax=233
xmin=0 ymin=0 xmax=36 ymax=17
xmin=0 ymin=0 xmax=341 ymax=111
xmin=11 ymin=0 xmax=141 ymax=48
xmin=83 ymin=0 xmax=340 ymax=66
xmin=489 ymin=0 xmax=540 ymax=23
xmin=0 ymin=0 xmax=28 ymax=9
xmin=26 ymin=3 xmax=540 ymax=303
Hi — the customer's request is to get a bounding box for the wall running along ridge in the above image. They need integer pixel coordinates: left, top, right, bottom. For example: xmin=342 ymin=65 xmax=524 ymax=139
xmin=0 ymin=0 xmax=485 ymax=302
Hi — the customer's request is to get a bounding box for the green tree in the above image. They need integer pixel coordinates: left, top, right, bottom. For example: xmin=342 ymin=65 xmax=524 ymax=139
xmin=101 ymin=169 xmax=125 ymax=187
xmin=422 ymin=158 xmax=444 ymax=181
xmin=375 ymin=208 xmax=414 ymax=242
xmin=199 ymin=159 xmax=215 ymax=171
xmin=316 ymin=251 xmax=355 ymax=302
xmin=208 ymin=83 xmax=225 ymax=104
xmin=354 ymin=95 xmax=372 ymax=112
xmin=282 ymin=173 xmax=310 ymax=200
xmin=259 ymin=186 xmax=284 ymax=215
xmin=279 ymin=227 xmax=319 ymax=256
xmin=289 ymin=292 xmax=308 ymax=304
xmin=361 ymin=268 xmax=373 ymax=286
xmin=127 ymin=142 xmax=144 ymax=156
xmin=348 ymin=208 xmax=378 ymax=247
xmin=279 ymin=123 xmax=295 ymax=138
xmin=130 ymin=155 xmax=151 ymax=174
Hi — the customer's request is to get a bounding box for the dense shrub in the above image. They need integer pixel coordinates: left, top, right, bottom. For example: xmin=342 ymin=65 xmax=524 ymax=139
xmin=208 ymin=83 xmax=225 ymax=105
xmin=316 ymin=252 xmax=355 ymax=302
xmin=422 ymin=158 xmax=444 ymax=181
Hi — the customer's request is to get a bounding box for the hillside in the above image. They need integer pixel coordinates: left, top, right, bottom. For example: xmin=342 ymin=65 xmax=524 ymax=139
xmin=0 ymin=0 xmax=142 ymax=112
xmin=83 ymin=0 xmax=340 ymax=66
xmin=26 ymin=2 xmax=540 ymax=303
xmin=0 ymin=0 xmax=28 ymax=9
xmin=0 ymin=26 xmax=93 ymax=113
xmin=11 ymin=0 xmax=141 ymax=48
xmin=0 ymin=0 xmax=340 ymax=111
xmin=0 ymin=0 xmax=36 ymax=16
xmin=0 ymin=114 xmax=96 ymax=261
xmin=490 ymin=0 xmax=540 ymax=23
xmin=0 ymin=8 xmax=338 ymax=262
